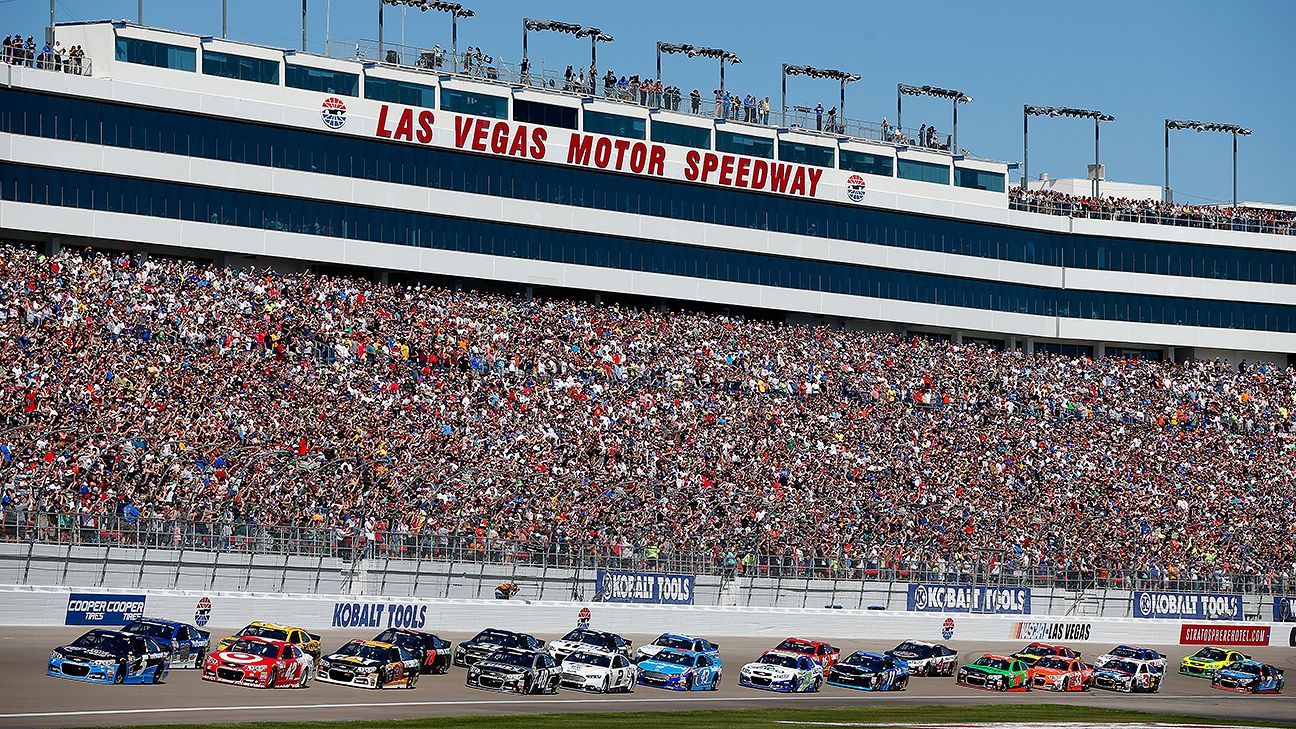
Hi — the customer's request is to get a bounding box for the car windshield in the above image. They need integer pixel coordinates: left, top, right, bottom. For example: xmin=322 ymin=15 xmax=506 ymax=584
xmin=1023 ymin=645 xmax=1056 ymax=656
xmin=336 ymin=643 xmax=390 ymax=662
xmin=228 ymin=639 xmax=280 ymax=658
xmin=374 ymin=630 xmax=419 ymax=650
xmin=239 ymin=625 xmax=288 ymax=642
xmin=122 ymin=621 xmax=173 ymax=640
xmin=562 ymin=629 xmax=610 ymax=647
xmin=70 ymin=631 xmax=131 ymax=654
xmin=891 ymin=642 xmax=931 ymax=658
xmin=756 ymin=653 xmax=801 ymax=669
xmin=841 ymin=653 xmax=885 ymax=670
xmin=1034 ymin=657 xmax=1071 ymax=670
xmin=1109 ymin=646 xmax=1138 ymax=658
xmin=1105 ymin=660 xmax=1138 ymax=674
xmin=654 ymin=636 xmax=695 ymax=651
xmin=651 ymin=651 xmax=695 ymax=666
xmin=566 ymin=652 xmax=612 ymax=667
xmin=775 ymin=639 xmax=813 ymax=653
xmin=1194 ymin=648 xmax=1227 ymax=661
xmin=487 ymin=652 xmax=534 ymax=668
xmin=973 ymin=657 xmax=1010 ymax=670
xmin=473 ymin=631 xmax=519 ymax=647
xmin=1223 ymin=662 xmax=1260 ymax=676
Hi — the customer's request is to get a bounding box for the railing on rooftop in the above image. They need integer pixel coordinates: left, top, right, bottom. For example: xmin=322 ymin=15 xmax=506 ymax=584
xmin=1010 ymin=197 xmax=1296 ymax=236
xmin=3 ymin=45 xmax=91 ymax=76
xmin=1 ymin=511 xmax=1290 ymax=597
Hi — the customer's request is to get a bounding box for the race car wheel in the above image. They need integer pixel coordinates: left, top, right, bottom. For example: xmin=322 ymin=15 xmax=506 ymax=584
xmin=114 ymin=663 xmax=125 ymax=684
xmin=298 ymin=668 xmax=310 ymax=688
xmin=811 ymin=677 xmax=822 ymax=693
xmin=407 ymin=671 xmax=418 ymax=690
xmin=602 ymin=676 xmax=610 ymax=694
xmin=267 ymin=667 xmax=279 ymax=688
xmin=711 ymin=672 xmax=721 ymax=691
xmin=193 ymin=651 xmax=205 ymax=669
xmin=151 ymin=664 xmax=163 ymax=684
xmin=374 ymin=669 xmax=387 ymax=690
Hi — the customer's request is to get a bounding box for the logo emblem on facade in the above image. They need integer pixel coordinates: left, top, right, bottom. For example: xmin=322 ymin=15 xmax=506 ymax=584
xmin=321 ymin=97 xmax=347 ymax=129
xmin=942 ymin=617 xmax=955 ymax=640
xmin=194 ymin=596 xmax=212 ymax=627
xmin=846 ymin=174 xmax=867 ymax=202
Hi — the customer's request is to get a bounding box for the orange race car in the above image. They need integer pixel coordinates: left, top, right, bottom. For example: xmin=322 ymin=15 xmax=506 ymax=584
xmin=1029 ymin=656 xmax=1093 ymax=692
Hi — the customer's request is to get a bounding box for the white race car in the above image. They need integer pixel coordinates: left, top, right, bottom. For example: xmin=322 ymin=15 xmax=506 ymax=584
xmin=1094 ymin=645 xmax=1167 ymax=672
xmin=885 ymin=640 xmax=959 ymax=677
xmin=558 ymin=650 xmax=637 ymax=693
xmin=547 ymin=628 xmax=632 ymax=663
xmin=737 ymin=650 xmax=823 ymax=693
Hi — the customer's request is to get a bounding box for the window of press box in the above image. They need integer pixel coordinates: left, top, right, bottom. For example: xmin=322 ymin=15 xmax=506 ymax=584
xmin=1037 ymin=342 xmax=1094 ymax=358
xmin=440 ymin=88 xmax=509 ymax=119
xmin=285 ymin=64 xmax=358 ymax=96
xmin=650 ymin=121 xmax=711 ymax=150
xmin=114 ymin=37 xmax=196 ymax=72
xmin=716 ymin=131 xmax=774 ymax=159
xmin=512 ymin=99 xmax=578 ymax=130
xmin=364 ymin=76 xmax=436 ymax=108
xmin=839 ymin=149 xmax=893 ymax=177
xmin=583 ymin=110 xmax=646 ymax=139
xmin=898 ymin=158 xmax=950 ymax=185
xmin=954 ymin=167 xmax=1006 ymax=193
xmin=1103 ymin=346 xmax=1164 ymax=361
xmin=201 ymin=50 xmax=279 ymax=85
xmin=778 ymin=140 xmax=835 ymax=168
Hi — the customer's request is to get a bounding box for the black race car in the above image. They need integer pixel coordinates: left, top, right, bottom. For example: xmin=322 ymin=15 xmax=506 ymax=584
xmin=547 ymin=628 xmax=633 ymax=662
xmin=454 ymin=628 xmax=545 ymax=668
xmin=885 ymin=640 xmax=958 ymax=676
xmin=374 ymin=628 xmax=453 ymax=674
xmin=465 ymin=648 xmax=560 ymax=694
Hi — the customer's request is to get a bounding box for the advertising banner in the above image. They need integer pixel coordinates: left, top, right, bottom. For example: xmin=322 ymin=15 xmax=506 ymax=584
xmin=65 ymin=592 xmax=146 ymax=625
xmin=906 ymin=584 xmax=1031 ymax=614
xmin=331 ymin=601 xmax=429 ymax=629
xmin=1133 ymin=591 xmax=1243 ymax=620
xmin=1011 ymin=621 xmax=1092 ymax=641
xmin=1274 ymin=595 xmax=1296 ymax=622
xmin=594 ymin=570 xmax=695 ymax=605
xmin=1179 ymin=623 xmax=1270 ymax=646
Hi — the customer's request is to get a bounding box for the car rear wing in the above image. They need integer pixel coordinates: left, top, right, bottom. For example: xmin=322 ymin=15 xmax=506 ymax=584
xmin=308 ymin=632 xmax=322 ymax=643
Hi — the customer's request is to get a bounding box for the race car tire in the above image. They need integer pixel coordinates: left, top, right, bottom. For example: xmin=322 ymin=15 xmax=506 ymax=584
xmin=602 ymin=676 xmax=610 ymax=694
xmin=298 ymin=668 xmax=310 ymax=688
xmin=114 ymin=663 xmax=125 ymax=685
xmin=711 ymin=672 xmax=721 ymax=691
xmin=897 ymin=676 xmax=909 ymax=691
xmin=267 ymin=667 xmax=279 ymax=689
xmin=374 ymin=669 xmax=386 ymax=690
xmin=151 ymin=664 xmax=163 ymax=684
xmin=811 ymin=677 xmax=822 ymax=693
xmin=684 ymin=674 xmax=693 ymax=691
xmin=193 ymin=650 xmax=205 ymax=669
xmin=407 ymin=671 xmax=418 ymax=690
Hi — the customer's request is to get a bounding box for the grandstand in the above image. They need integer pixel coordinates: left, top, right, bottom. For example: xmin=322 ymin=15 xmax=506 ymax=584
xmin=1 ymin=17 xmax=1294 ymax=598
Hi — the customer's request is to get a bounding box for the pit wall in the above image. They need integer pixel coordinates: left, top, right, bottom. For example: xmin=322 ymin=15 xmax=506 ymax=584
xmin=4 ymin=585 xmax=1290 ymax=649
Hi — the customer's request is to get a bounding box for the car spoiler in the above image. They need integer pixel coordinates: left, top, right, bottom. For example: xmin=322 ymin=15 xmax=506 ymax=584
xmin=308 ymin=632 xmax=322 ymax=643
xmin=711 ymin=642 xmax=720 ymax=650
xmin=195 ymin=629 xmax=210 ymax=641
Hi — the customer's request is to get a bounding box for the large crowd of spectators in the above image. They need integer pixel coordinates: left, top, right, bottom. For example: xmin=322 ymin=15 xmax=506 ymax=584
xmin=1 ymin=246 xmax=1294 ymax=593
xmin=1010 ymin=187 xmax=1296 ymax=235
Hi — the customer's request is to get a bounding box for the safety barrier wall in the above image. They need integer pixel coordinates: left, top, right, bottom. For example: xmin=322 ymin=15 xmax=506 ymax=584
xmin=3 ymin=585 xmax=1291 ymax=649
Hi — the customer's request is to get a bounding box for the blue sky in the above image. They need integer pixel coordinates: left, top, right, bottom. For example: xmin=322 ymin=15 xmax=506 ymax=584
xmin=15 ymin=0 xmax=1296 ymax=205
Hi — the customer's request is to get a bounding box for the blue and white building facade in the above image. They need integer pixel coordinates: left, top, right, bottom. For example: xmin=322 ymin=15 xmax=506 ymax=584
xmin=3 ymin=22 xmax=1295 ymax=362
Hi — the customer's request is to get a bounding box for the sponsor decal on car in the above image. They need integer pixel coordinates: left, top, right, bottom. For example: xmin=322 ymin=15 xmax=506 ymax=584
xmin=1012 ymin=622 xmax=1092 ymax=642
xmin=1179 ymin=624 xmax=1270 ymax=646
xmin=331 ymin=601 xmax=428 ymax=629
xmin=65 ymin=593 xmax=146 ymax=625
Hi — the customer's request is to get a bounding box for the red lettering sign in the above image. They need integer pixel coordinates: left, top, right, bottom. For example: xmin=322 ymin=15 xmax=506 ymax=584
xmin=1179 ymin=624 xmax=1271 ymax=646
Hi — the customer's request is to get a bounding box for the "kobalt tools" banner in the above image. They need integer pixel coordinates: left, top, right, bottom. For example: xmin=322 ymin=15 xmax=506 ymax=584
xmin=906 ymin=584 xmax=1031 ymax=614
xmin=1132 ymin=591 xmax=1243 ymax=620
xmin=594 ymin=570 xmax=695 ymax=605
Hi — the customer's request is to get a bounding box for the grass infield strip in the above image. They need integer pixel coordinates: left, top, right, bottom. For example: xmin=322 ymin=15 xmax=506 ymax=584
xmin=67 ymin=704 xmax=1296 ymax=729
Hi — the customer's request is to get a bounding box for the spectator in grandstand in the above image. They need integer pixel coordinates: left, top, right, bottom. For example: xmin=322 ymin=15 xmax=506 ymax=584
xmin=815 ymin=103 xmax=823 ymax=130
xmin=1009 ymin=187 xmax=1296 ymax=234
xmin=690 ymin=88 xmax=701 ymax=114
xmin=760 ymin=96 xmax=771 ymax=125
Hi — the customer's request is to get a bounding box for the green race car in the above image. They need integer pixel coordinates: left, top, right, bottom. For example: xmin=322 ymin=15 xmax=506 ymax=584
xmin=1180 ymin=646 xmax=1249 ymax=678
xmin=956 ymin=654 xmax=1031 ymax=692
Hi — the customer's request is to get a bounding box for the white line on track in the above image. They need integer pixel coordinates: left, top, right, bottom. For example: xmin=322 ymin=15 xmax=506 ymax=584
xmin=0 ymin=694 xmax=1238 ymax=720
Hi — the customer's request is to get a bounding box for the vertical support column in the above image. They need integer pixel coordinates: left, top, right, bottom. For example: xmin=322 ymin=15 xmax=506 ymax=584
xmin=1232 ymin=131 xmax=1238 ymax=210
xmin=780 ymin=67 xmax=786 ymax=127
xmin=896 ymin=86 xmax=902 ymax=137
xmin=719 ymin=57 xmax=725 ymax=95
xmin=952 ymin=100 xmax=958 ymax=153
xmin=47 ymin=0 xmax=55 ymax=45
xmin=223 ymin=0 xmax=229 ymax=39
xmin=655 ymin=43 xmax=661 ymax=87
xmin=377 ymin=0 xmax=384 ymax=59
xmin=1163 ymin=121 xmax=1170 ymax=204
xmin=451 ymin=15 xmax=458 ymax=73
xmin=1022 ymin=109 xmax=1028 ymax=189
xmin=1093 ymin=118 xmax=1101 ymax=199
xmin=301 ymin=0 xmax=307 ymax=53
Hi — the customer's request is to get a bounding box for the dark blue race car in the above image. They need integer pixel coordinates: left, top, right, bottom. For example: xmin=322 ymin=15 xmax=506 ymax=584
xmin=121 ymin=617 xmax=210 ymax=669
xmin=825 ymin=650 xmax=909 ymax=691
xmin=48 ymin=629 xmax=171 ymax=684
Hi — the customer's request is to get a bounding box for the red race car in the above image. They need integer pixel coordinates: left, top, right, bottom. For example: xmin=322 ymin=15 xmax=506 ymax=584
xmin=202 ymin=636 xmax=313 ymax=688
xmin=769 ymin=638 xmax=841 ymax=668
xmin=373 ymin=628 xmax=453 ymax=675
xmin=1029 ymin=656 xmax=1093 ymax=692
xmin=1012 ymin=642 xmax=1079 ymax=667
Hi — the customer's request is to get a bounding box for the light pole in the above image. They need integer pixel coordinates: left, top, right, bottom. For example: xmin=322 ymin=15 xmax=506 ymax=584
xmin=1023 ymin=105 xmax=1114 ymax=197
xmin=522 ymin=18 xmax=612 ymax=87
xmin=380 ymin=1 xmax=475 ymax=68
xmin=301 ymin=0 xmax=307 ymax=52
xmin=1164 ymin=119 xmax=1251 ymax=208
xmin=657 ymin=42 xmax=741 ymax=97
xmin=223 ymin=0 xmax=228 ymax=38
xmin=898 ymin=84 xmax=972 ymax=151
xmin=781 ymin=64 xmax=860 ymax=130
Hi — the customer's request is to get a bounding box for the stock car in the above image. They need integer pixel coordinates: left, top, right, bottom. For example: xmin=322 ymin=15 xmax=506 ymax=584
xmin=558 ymin=649 xmax=638 ymax=693
xmin=121 ymin=617 xmax=210 ymax=669
xmin=466 ymin=648 xmax=560 ymax=694
xmin=885 ymin=640 xmax=958 ymax=676
xmin=1011 ymin=642 xmax=1079 ymax=668
xmin=317 ymin=639 xmax=420 ymax=689
xmin=1179 ymin=646 xmax=1250 ymax=678
xmin=636 ymin=648 xmax=723 ymax=691
xmin=1028 ymin=656 xmax=1093 ymax=692
xmin=1093 ymin=658 xmax=1164 ymax=693
xmin=202 ymin=636 xmax=313 ymax=688
xmin=634 ymin=633 xmax=719 ymax=663
xmin=738 ymin=650 xmax=823 ymax=693
xmin=824 ymin=651 xmax=909 ymax=691
xmin=48 ymin=629 xmax=171 ymax=684
xmin=547 ymin=628 xmax=633 ymax=663
xmin=1210 ymin=660 xmax=1285 ymax=694
xmin=373 ymin=628 xmax=453 ymax=674
xmin=1093 ymin=645 xmax=1166 ymax=672
xmin=216 ymin=621 xmax=321 ymax=661
xmin=768 ymin=637 xmax=841 ymax=668
xmin=455 ymin=628 xmax=545 ymax=668
xmin=956 ymin=654 xmax=1031 ymax=692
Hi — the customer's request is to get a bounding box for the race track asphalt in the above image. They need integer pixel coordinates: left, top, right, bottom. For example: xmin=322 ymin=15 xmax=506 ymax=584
xmin=2 ymin=628 xmax=1292 ymax=728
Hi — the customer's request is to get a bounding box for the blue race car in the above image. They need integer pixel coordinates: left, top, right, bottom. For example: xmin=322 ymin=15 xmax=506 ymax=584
xmin=825 ymin=650 xmax=909 ymax=691
xmin=48 ymin=629 xmax=171 ymax=684
xmin=636 ymin=648 xmax=722 ymax=691
xmin=1210 ymin=660 xmax=1285 ymax=694
xmin=634 ymin=633 xmax=719 ymax=663
xmin=121 ymin=617 xmax=211 ymax=668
